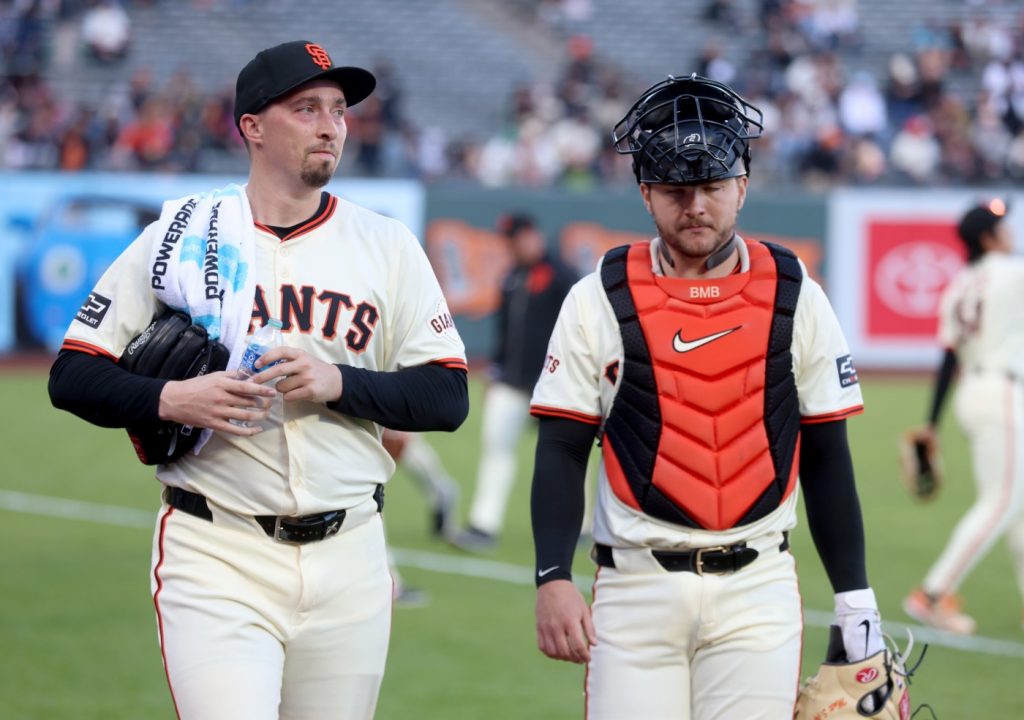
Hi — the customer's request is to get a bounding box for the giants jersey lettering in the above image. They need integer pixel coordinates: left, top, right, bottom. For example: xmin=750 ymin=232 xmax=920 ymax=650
xmin=62 ymin=195 xmax=466 ymax=516
xmin=531 ymin=237 xmax=863 ymax=549
xmin=938 ymin=253 xmax=1024 ymax=377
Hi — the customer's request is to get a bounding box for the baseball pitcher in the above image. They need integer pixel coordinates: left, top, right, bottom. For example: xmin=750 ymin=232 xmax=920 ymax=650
xmin=49 ymin=40 xmax=468 ymax=720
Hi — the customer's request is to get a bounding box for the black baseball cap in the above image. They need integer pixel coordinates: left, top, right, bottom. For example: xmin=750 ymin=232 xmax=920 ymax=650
xmin=497 ymin=212 xmax=537 ymax=238
xmin=958 ymin=198 xmax=1009 ymax=261
xmin=233 ymin=40 xmax=376 ymax=129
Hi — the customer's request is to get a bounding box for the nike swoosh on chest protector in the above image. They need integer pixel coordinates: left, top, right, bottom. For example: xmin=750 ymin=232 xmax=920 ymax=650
xmin=672 ymin=326 xmax=740 ymax=353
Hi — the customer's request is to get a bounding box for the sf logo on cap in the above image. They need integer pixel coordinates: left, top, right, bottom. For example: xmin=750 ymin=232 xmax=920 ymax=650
xmin=305 ymin=43 xmax=332 ymax=70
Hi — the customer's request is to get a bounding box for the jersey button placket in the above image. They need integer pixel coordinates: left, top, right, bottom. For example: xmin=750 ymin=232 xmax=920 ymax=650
xmin=284 ymin=411 xmax=303 ymax=488
xmin=276 ymin=243 xmax=299 ymax=493
xmin=279 ymin=245 xmax=291 ymax=280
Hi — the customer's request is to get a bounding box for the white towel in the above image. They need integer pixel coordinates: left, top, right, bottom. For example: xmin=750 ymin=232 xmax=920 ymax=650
xmin=149 ymin=183 xmax=256 ymax=453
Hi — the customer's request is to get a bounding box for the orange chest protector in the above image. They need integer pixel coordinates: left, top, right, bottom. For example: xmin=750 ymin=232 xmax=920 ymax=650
xmin=599 ymin=240 xmax=803 ymax=530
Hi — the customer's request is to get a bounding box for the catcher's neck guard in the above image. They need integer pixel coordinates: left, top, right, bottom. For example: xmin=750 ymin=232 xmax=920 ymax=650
xmin=612 ymin=73 xmax=764 ymax=185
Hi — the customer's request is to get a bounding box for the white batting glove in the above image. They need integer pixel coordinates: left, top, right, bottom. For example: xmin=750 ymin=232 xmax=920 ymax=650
xmin=834 ymin=587 xmax=885 ymax=662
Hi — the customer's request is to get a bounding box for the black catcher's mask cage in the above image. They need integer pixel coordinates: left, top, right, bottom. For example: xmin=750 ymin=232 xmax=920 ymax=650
xmin=612 ymin=73 xmax=764 ymax=184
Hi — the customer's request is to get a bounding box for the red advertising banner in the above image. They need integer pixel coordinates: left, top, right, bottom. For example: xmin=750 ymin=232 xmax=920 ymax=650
xmin=864 ymin=220 xmax=965 ymax=339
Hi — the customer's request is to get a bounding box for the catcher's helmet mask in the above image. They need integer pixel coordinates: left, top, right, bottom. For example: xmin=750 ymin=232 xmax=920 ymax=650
xmin=613 ymin=73 xmax=764 ymax=185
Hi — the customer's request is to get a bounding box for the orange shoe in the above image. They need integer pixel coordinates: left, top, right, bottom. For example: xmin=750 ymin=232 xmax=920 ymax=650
xmin=903 ymin=588 xmax=976 ymax=634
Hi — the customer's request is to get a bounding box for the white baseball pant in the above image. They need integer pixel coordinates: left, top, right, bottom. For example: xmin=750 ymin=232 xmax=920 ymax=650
xmin=400 ymin=433 xmax=458 ymax=511
xmin=924 ymin=373 xmax=1024 ymax=598
xmin=150 ymin=501 xmax=392 ymax=720
xmin=467 ymin=381 xmax=532 ymax=535
xmin=586 ymin=535 xmax=802 ymax=720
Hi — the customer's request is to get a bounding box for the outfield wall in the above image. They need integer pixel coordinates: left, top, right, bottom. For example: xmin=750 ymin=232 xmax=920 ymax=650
xmin=2 ymin=172 xmax=1020 ymax=370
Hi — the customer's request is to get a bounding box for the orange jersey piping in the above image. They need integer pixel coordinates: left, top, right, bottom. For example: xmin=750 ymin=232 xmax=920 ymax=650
xmin=429 ymin=358 xmax=468 ymax=371
xmin=60 ymin=339 xmax=118 ymax=361
xmin=530 ymin=404 xmax=603 ymax=425
xmin=253 ymin=194 xmax=338 ymax=242
xmin=800 ymin=405 xmax=864 ymax=425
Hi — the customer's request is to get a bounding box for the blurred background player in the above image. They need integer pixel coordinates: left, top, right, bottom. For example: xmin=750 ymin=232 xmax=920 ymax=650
xmin=904 ymin=199 xmax=1024 ymax=634
xmin=450 ymin=213 xmax=577 ymax=552
xmin=382 ymin=429 xmax=459 ymax=607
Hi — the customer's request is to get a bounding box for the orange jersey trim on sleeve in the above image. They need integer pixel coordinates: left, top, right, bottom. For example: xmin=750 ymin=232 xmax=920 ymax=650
xmin=60 ymin=339 xmax=118 ymax=361
xmin=530 ymin=404 xmax=602 ymax=425
xmin=800 ymin=405 xmax=864 ymax=425
xmin=429 ymin=358 xmax=468 ymax=371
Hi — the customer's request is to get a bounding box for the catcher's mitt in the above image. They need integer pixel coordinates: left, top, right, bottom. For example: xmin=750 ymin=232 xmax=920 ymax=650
xmin=795 ymin=625 xmax=928 ymax=720
xmin=119 ymin=309 xmax=229 ymax=465
xmin=899 ymin=429 xmax=943 ymax=502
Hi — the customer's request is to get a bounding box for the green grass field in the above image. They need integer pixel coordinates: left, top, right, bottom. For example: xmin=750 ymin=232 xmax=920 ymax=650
xmin=2 ymin=370 xmax=1023 ymax=719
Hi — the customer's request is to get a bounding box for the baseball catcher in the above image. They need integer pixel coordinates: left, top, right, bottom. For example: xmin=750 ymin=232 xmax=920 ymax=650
xmin=795 ymin=625 xmax=929 ymax=720
xmin=899 ymin=427 xmax=943 ymax=502
xmin=118 ymin=309 xmax=229 ymax=464
xmin=530 ymin=71 xmax=893 ymax=720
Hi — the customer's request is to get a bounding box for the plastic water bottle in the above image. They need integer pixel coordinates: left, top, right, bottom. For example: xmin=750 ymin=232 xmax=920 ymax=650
xmin=237 ymin=318 xmax=283 ymax=380
xmin=231 ymin=319 xmax=283 ymax=426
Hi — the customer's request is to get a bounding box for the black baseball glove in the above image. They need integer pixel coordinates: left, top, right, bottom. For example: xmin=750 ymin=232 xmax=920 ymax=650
xmin=899 ymin=428 xmax=943 ymax=502
xmin=119 ymin=309 xmax=230 ymax=465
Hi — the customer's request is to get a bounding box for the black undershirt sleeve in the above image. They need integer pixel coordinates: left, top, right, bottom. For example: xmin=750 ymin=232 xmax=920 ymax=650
xmin=50 ymin=350 xmax=468 ymax=433
xmin=329 ymin=364 xmax=468 ymax=432
xmin=531 ymin=416 xmax=598 ymax=586
xmin=49 ymin=349 xmax=167 ymax=428
xmin=799 ymin=419 xmax=868 ymax=593
xmin=926 ymin=348 xmax=958 ymax=427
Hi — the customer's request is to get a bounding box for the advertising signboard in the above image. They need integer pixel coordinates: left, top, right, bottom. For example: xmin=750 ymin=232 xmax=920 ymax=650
xmin=829 ymin=189 xmax=1024 ymax=369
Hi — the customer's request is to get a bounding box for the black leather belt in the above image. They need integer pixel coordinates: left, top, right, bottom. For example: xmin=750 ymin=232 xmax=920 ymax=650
xmin=164 ymin=485 xmax=384 ymax=544
xmin=593 ymin=532 xmax=789 ymax=575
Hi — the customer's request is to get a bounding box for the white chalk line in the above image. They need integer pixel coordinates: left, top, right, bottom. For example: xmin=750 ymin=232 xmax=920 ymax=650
xmin=2 ymin=489 xmax=1022 ymax=660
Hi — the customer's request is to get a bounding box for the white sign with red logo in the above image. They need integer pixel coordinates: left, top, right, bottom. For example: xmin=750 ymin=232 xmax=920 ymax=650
xmin=828 ymin=190 xmax=1024 ymax=370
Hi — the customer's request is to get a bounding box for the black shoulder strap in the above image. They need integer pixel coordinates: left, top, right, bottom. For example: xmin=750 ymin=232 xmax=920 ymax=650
xmin=739 ymin=241 xmax=804 ymax=524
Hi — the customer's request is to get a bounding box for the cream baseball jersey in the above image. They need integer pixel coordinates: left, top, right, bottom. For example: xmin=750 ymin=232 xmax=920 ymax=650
xmin=938 ymin=253 xmax=1024 ymax=377
xmin=62 ymin=194 xmax=466 ymax=516
xmin=531 ymin=237 xmax=863 ymax=549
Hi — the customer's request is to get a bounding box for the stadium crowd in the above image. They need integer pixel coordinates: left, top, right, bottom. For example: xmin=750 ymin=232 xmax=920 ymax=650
xmin=2 ymin=0 xmax=1024 ymax=188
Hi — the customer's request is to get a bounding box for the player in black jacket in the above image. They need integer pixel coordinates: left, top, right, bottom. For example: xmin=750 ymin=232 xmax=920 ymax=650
xmin=451 ymin=213 xmax=578 ymax=551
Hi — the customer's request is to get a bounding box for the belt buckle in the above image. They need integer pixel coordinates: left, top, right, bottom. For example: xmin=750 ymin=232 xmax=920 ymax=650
xmin=693 ymin=546 xmax=728 ymax=576
xmin=273 ymin=511 xmax=345 ymax=543
xmin=273 ymin=516 xmax=289 ymax=543
xmin=322 ymin=511 xmax=344 ymax=538
xmin=272 ymin=516 xmax=309 ymax=544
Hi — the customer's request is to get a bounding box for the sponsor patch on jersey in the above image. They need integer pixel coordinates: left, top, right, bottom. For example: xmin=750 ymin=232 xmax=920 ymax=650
xmin=429 ymin=299 xmax=461 ymax=344
xmin=836 ymin=354 xmax=859 ymax=388
xmin=74 ymin=292 xmax=112 ymax=328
